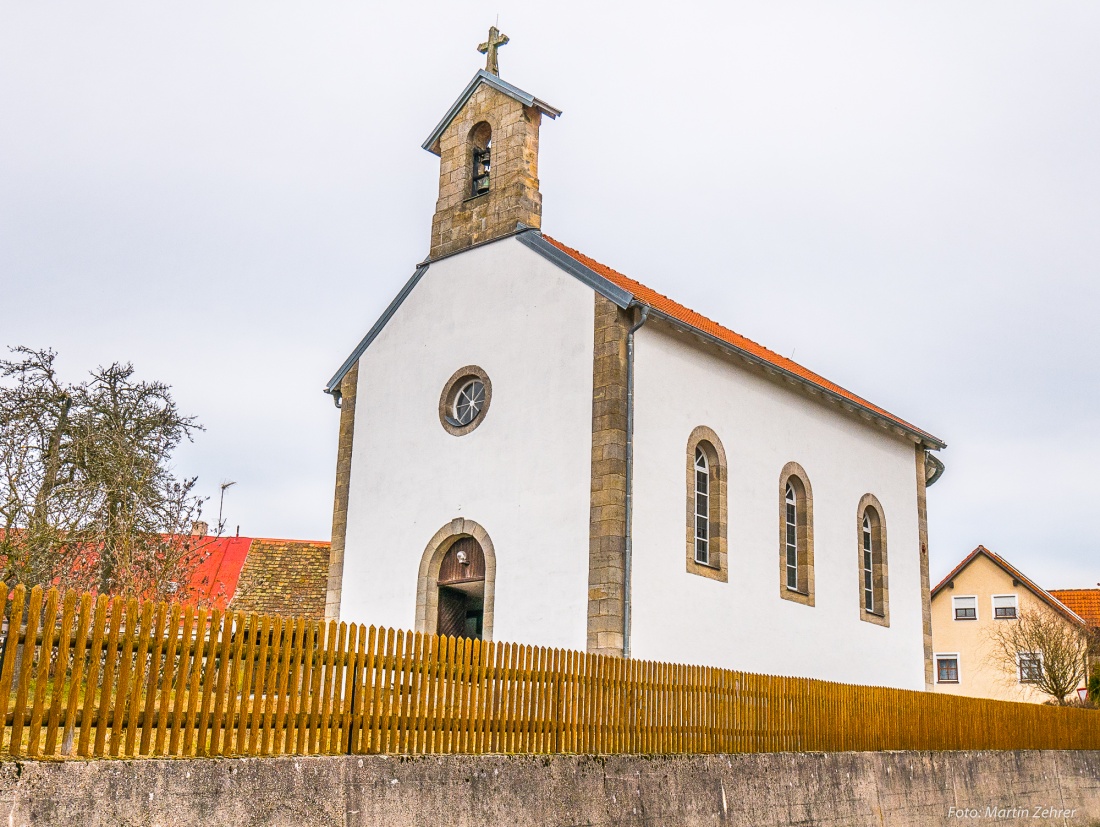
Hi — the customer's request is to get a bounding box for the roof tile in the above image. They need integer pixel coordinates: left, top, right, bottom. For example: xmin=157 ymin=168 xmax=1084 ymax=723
xmin=1049 ymin=589 xmax=1100 ymax=627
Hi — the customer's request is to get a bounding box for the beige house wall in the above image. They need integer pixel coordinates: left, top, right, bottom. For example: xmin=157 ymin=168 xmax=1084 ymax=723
xmin=930 ymin=553 xmax=1069 ymax=703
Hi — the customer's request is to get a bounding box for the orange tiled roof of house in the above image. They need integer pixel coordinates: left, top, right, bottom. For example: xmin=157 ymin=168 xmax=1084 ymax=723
xmin=542 ymin=235 xmax=942 ymax=447
xmin=1049 ymin=589 xmax=1100 ymax=627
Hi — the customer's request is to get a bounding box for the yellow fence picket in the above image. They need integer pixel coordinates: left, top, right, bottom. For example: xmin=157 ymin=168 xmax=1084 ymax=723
xmin=26 ymin=587 xmax=59 ymax=757
xmin=0 ymin=586 xmax=23 ymax=754
xmin=167 ymin=604 xmax=194 ymax=757
xmin=11 ymin=585 xmax=45 ymax=756
xmin=44 ymin=590 xmax=78 ymax=755
xmin=137 ymin=602 xmax=165 ymax=756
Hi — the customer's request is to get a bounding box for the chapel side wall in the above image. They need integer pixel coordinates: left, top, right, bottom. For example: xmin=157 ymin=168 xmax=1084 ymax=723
xmin=340 ymin=238 xmax=595 ymax=651
xmin=931 ymin=556 xmax=1057 ymax=703
xmin=629 ymin=322 xmax=928 ymax=690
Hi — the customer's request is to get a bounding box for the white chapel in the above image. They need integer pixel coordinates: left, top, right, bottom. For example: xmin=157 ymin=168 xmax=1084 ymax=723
xmin=322 ymin=33 xmax=947 ymax=691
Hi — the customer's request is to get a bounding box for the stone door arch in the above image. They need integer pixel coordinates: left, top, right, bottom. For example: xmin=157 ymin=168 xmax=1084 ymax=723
xmin=415 ymin=518 xmax=496 ymax=641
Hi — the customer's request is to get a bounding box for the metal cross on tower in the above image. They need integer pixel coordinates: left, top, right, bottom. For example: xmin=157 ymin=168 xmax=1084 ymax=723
xmin=477 ymin=26 xmax=509 ymax=76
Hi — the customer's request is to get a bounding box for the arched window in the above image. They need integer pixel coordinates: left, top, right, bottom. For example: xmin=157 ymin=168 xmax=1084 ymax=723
xmin=469 ymin=121 xmax=492 ymax=196
xmin=694 ymin=448 xmax=709 ymax=564
xmin=785 ymin=482 xmax=798 ymax=590
xmin=856 ymin=495 xmax=889 ymax=626
xmin=778 ymin=462 xmax=814 ymax=606
xmin=862 ymin=514 xmax=874 ymax=612
xmin=685 ymin=427 xmax=728 ymax=582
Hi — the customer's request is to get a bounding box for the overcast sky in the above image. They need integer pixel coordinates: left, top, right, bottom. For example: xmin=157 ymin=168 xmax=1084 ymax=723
xmin=2 ymin=2 xmax=1097 ymax=589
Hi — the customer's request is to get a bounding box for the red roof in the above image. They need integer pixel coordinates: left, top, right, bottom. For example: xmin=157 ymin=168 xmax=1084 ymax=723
xmin=186 ymin=535 xmax=330 ymax=609
xmin=186 ymin=536 xmax=253 ymax=608
xmin=542 ymin=235 xmax=942 ymax=447
xmin=1 ymin=532 xmax=326 ymax=610
xmin=1049 ymin=589 xmax=1100 ymax=627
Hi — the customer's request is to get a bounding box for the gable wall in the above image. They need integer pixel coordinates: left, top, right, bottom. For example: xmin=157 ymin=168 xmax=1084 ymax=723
xmin=930 ymin=554 xmax=1077 ymax=703
xmin=340 ymin=238 xmax=596 ymax=649
xmin=629 ymin=321 xmax=928 ymax=689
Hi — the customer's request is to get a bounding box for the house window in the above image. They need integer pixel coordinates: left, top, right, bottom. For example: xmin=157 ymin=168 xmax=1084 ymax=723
xmin=936 ymin=655 xmax=960 ymax=684
xmin=785 ymin=483 xmax=798 ymax=590
xmin=993 ymin=594 xmax=1018 ymax=619
xmin=469 ymin=121 xmax=493 ymax=197
xmin=856 ymin=495 xmax=889 ymax=626
xmin=1018 ymin=652 xmax=1042 ymax=683
xmin=778 ymin=462 xmax=814 ymax=606
xmin=694 ymin=448 xmax=710 ymax=565
xmin=953 ymin=596 xmax=978 ymax=620
xmin=684 ymin=427 xmax=728 ymax=581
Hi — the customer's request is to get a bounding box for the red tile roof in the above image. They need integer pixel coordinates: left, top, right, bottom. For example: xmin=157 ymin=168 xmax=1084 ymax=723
xmin=188 ymin=535 xmax=330 ymax=615
xmin=1 ymin=532 xmax=328 ymax=615
xmin=542 ymin=235 xmax=943 ymax=447
xmin=187 ymin=536 xmax=253 ymax=608
xmin=1049 ymin=589 xmax=1100 ymax=627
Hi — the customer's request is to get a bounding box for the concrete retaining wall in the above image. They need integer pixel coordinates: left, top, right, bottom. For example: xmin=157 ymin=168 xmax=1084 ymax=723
xmin=0 ymin=751 xmax=1098 ymax=827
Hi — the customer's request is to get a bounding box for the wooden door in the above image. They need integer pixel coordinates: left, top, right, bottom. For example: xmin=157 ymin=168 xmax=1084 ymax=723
xmin=437 ymin=587 xmax=467 ymax=638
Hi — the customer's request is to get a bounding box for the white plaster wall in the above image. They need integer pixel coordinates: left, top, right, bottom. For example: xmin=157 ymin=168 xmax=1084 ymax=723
xmin=630 ymin=322 xmax=927 ymax=690
xmin=341 ymin=237 xmax=595 ymax=651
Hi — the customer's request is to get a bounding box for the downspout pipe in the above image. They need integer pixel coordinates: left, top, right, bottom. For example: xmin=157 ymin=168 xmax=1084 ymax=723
xmin=623 ymin=304 xmax=649 ymax=659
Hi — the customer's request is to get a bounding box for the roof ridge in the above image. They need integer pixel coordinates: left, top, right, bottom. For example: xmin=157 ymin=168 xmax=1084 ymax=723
xmin=932 ymin=545 xmax=1088 ymax=627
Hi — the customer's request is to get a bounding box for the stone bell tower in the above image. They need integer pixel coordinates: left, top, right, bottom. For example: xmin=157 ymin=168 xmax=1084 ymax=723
xmin=422 ymin=28 xmax=561 ymax=259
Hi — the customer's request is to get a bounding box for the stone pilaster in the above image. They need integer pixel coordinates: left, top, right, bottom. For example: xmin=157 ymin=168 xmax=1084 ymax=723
xmin=916 ymin=447 xmax=934 ymax=690
xmin=325 ymin=361 xmax=358 ymax=621
xmin=587 ymin=295 xmax=631 ymax=656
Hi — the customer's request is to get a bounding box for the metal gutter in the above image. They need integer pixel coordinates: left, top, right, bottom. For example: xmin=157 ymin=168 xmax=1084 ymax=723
xmin=623 ymin=305 xmax=649 ymax=659
xmin=515 ymin=232 xmax=634 ymax=309
xmin=324 ymin=264 xmax=429 ymax=401
xmin=642 ymin=306 xmax=946 ymax=451
xmin=926 ymin=453 xmax=946 ymax=487
xmin=422 ymin=70 xmax=561 ymax=155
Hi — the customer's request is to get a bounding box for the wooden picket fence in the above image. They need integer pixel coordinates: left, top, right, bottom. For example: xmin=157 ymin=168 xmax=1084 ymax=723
xmin=0 ymin=584 xmax=1096 ymax=760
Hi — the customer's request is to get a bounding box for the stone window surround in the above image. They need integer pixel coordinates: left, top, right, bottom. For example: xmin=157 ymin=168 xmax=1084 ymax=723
xmin=778 ymin=461 xmax=815 ymax=606
xmin=685 ymin=426 xmax=728 ymax=582
xmin=856 ymin=493 xmax=890 ymax=627
xmin=415 ymin=518 xmax=496 ymax=641
xmin=438 ymin=365 xmax=493 ymax=437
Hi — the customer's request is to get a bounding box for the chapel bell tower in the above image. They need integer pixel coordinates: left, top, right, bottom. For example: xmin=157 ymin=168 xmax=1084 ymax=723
xmin=422 ymin=28 xmax=561 ymax=259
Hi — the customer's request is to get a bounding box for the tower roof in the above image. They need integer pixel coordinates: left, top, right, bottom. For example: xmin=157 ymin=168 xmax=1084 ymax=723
xmin=422 ymin=70 xmax=561 ymax=156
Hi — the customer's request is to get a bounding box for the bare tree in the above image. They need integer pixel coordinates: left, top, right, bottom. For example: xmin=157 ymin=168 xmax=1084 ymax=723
xmin=0 ymin=346 xmax=218 ymax=603
xmin=986 ymin=605 xmax=1093 ymax=705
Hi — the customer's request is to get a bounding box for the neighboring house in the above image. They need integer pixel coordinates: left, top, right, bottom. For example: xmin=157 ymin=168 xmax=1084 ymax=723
xmin=188 ymin=534 xmax=331 ymax=619
xmin=930 ymin=546 xmax=1089 ymax=703
xmin=324 ymin=44 xmax=947 ymax=690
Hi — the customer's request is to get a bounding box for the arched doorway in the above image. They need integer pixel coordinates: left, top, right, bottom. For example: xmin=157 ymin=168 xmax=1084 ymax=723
xmin=415 ymin=518 xmax=496 ymax=641
xmin=435 ymin=536 xmax=486 ymax=639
